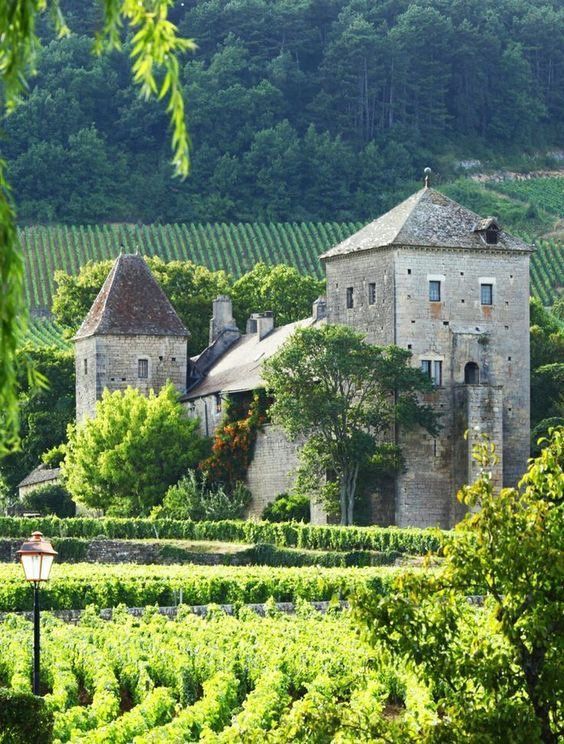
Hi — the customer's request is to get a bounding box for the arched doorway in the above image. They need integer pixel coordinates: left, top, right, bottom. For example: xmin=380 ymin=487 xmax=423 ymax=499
xmin=464 ymin=362 xmax=479 ymax=384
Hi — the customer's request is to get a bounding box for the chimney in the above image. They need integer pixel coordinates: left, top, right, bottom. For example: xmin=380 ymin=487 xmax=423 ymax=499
xmin=209 ymin=295 xmax=238 ymax=344
xmin=312 ymin=296 xmax=327 ymax=321
xmin=246 ymin=311 xmax=274 ymax=340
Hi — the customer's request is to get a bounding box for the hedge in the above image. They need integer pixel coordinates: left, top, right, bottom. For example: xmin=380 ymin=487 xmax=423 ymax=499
xmin=0 ymin=563 xmax=399 ymax=611
xmin=0 ymin=516 xmax=443 ymax=554
xmin=0 ymin=689 xmax=54 ymax=744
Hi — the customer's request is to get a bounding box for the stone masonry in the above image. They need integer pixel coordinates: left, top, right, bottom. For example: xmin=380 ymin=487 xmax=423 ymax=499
xmin=321 ymin=186 xmax=532 ymax=527
xmin=73 ymin=187 xmax=532 ymax=528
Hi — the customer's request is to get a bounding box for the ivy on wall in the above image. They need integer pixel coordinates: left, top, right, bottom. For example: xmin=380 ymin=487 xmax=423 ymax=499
xmin=199 ymin=391 xmax=268 ymax=491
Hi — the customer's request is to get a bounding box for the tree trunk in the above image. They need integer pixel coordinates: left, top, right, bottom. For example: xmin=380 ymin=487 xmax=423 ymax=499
xmin=340 ymin=465 xmax=359 ymax=526
xmin=339 ymin=481 xmax=347 ymax=525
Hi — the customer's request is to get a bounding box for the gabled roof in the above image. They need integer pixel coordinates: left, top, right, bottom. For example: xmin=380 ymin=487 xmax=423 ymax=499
xmin=18 ymin=465 xmax=61 ymax=489
xmin=184 ymin=316 xmax=324 ymax=399
xmin=74 ymin=254 xmax=189 ymax=340
xmin=319 ymin=187 xmax=532 ymax=260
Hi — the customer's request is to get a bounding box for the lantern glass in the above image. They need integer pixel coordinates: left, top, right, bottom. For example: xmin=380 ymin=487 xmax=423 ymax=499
xmin=17 ymin=532 xmax=57 ymax=583
xmin=20 ymin=552 xmax=55 ymax=582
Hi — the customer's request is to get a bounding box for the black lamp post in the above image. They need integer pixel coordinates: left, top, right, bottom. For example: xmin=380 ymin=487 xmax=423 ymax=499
xmin=16 ymin=532 xmax=57 ymax=696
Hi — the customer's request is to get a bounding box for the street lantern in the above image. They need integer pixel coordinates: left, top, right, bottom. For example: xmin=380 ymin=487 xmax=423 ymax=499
xmin=17 ymin=532 xmax=57 ymax=695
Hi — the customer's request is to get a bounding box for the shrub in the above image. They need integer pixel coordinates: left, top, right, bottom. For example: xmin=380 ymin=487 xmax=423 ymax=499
xmin=262 ymin=493 xmax=310 ymax=522
xmin=154 ymin=471 xmax=251 ymax=521
xmin=0 ymin=689 xmax=54 ymax=744
xmin=21 ymin=484 xmax=76 ymax=518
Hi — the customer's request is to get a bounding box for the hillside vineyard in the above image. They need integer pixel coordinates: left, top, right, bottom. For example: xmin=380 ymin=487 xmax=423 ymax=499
xmin=20 ymin=223 xmax=561 ymax=351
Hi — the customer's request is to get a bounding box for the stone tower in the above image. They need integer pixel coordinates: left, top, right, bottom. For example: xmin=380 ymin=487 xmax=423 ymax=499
xmin=74 ymin=254 xmax=189 ymax=421
xmin=320 ymin=184 xmax=532 ymax=528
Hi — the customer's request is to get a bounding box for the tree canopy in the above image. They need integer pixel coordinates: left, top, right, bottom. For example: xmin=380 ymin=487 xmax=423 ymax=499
xmin=0 ymin=0 xmax=194 ymax=452
xmin=0 ymin=346 xmax=74 ymax=495
xmin=4 ymin=0 xmax=564 ymax=225
xmin=62 ymin=383 xmax=207 ymax=516
xmin=263 ymin=325 xmax=439 ymax=524
xmin=356 ymin=427 xmax=564 ymax=742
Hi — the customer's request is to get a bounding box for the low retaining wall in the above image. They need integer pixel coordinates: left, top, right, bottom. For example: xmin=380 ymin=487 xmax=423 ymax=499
xmin=2 ymin=600 xmax=349 ymax=623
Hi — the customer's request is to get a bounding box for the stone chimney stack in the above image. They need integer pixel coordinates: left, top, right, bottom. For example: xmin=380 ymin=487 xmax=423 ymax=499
xmin=209 ymin=295 xmax=238 ymax=344
xmin=312 ymin=296 xmax=327 ymax=321
xmin=246 ymin=311 xmax=274 ymax=340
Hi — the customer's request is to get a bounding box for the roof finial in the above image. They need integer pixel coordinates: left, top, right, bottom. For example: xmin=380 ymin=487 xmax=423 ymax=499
xmin=424 ymin=167 xmax=432 ymax=188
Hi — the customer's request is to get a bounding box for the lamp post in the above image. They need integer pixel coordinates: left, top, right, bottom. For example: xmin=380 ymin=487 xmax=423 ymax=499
xmin=16 ymin=532 xmax=57 ymax=696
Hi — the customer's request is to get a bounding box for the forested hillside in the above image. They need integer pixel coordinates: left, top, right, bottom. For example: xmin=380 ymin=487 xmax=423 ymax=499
xmin=5 ymin=0 xmax=563 ymax=224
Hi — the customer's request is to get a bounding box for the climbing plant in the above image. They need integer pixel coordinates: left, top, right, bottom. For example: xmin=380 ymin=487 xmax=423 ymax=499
xmin=199 ymin=391 xmax=268 ymax=492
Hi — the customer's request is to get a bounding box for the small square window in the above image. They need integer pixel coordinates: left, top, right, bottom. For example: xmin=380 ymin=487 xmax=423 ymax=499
xmin=407 ymin=344 xmax=412 ymax=350
xmin=421 ymin=360 xmax=442 ymax=386
xmin=421 ymin=360 xmax=431 ymax=378
xmin=138 ymin=359 xmax=149 ymax=379
xmin=368 ymin=283 xmax=376 ymax=305
xmin=407 ymin=269 xmax=412 ymax=275
xmin=84 ymin=358 xmax=88 ymax=375
xmin=429 ymin=280 xmax=441 ymax=302
xmin=346 ymin=287 xmax=354 ymax=309
xmin=481 ymin=283 xmax=493 ymax=305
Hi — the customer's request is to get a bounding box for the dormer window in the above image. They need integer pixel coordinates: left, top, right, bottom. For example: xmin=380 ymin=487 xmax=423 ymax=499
xmin=485 ymin=226 xmax=498 ymax=244
xmin=474 ymin=217 xmax=500 ymax=245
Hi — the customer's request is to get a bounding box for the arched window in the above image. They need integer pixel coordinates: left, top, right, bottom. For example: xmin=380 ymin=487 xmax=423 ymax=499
xmin=464 ymin=362 xmax=479 ymax=384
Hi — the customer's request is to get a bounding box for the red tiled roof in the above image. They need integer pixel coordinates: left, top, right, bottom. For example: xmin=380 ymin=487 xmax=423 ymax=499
xmin=74 ymin=254 xmax=189 ymax=339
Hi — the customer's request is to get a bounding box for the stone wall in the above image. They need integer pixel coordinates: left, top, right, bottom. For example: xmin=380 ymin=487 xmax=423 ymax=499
xmin=322 ymin=243 xmax=530 ymax=528
xmin=324 ymin=249 xmax=396 ymax=345
xmin=76 ymin=333 xmax=188 ymax=420
xmin=245 ymin=424 xmax=301 ymax=518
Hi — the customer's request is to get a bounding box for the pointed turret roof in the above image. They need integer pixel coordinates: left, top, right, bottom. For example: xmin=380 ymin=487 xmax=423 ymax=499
xmin=319 ymin=187 xmax=532 ymax=260
xmin=74 ymin=254 xmax=189 ymax=340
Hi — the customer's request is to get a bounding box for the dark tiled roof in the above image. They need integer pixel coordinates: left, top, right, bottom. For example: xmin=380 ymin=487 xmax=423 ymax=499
xmin=320 ymin=188 xmax=532 ymax=259
xmin=184 ymin=316 xmax=324 ymax=399
xmin=18 ymin=466 xmax=61 ymax=489
xmin=74 ymin=254 xmax=189 ymax=340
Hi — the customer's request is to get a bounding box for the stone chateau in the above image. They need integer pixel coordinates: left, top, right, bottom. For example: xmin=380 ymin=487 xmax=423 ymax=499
xmin=74 ymin=183 xmax=533 ymax=528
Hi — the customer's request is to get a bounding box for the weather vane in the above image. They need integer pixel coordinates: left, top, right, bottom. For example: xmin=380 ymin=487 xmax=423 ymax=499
xmin=424 ymin=167 xmax=432 ymax=188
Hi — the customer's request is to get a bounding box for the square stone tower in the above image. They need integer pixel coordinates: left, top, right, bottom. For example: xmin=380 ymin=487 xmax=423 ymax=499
xmin=74 ymin=254 xmax=189 ymax=421
xmin=320 ymin=184 xmax=533 ymax=528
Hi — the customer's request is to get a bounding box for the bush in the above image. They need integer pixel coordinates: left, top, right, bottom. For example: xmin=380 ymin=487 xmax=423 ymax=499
xmin=0 ymin=689 xmax=54 ymax=744
xmin=21 ymin=484 xmax=76 ymax=518
xmin=262 ymin=493 xmax=310 ymax=522
xmin=153 ymin=471 xmax=251 ymax=521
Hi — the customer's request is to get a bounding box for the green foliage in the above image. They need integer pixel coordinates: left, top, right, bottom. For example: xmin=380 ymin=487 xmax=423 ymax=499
xmin=0 ymin=605 xmax=434 ymax=741
xmin=231 ymin=263 xmax=325 ymax=328
xmin=0 ymin=346 xmax=74 ymax=495
xmin=20 ymin=483 xmax=76 ymax=517
xmin=356 ymin=428 xmax=564 ymax=743
xmin=530 ymin=299 xmax=564 ymax=428
xmin=0 ymin=562 xmax=398 ymax=611
xmin=263 ymin=325 xmax=438 ymax=524
xmin=0 ymin=515 xmax=443 ymax=553
xmin=0 ymin=0 xmax=194 ymax=455
xmin=251 ymin=543 xmax=399 ymax=568
xmin=262 ymin=493 xmax=311 ymax=523
xmin=62 ymin=384 xmax=206 ymax=516
xmin=154 ymin=471 xmax=251 ymax=522
xmin=5 ymin=1 xmax=564 ymax=227
xmin=0 ymin=688 xmax=54 ymax=744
